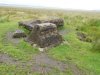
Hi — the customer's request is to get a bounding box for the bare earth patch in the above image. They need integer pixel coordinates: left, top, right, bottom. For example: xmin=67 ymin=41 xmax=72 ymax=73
xmin=0 ymin=52 xmax=85 ymax=75
xmin=31 ymin=52 xmax=85 ymax=75
xmin=0 ymin=53 xmax=20 ymax=65
xmin=5 ymin=32 xmax=26 ymax=45
xmin=31 ymin=52 xmax=68 ymax=73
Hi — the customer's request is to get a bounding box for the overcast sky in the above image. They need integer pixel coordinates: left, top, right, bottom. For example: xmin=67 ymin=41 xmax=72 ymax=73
xmin=0 ymin=0 xmax=100 ymax=10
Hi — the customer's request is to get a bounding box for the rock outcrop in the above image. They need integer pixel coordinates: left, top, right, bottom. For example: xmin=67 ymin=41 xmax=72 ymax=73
xmin=26 ymin=23 xmax=63 ymax=48
xmin=19 ymin=18 xmax=64 ymax=31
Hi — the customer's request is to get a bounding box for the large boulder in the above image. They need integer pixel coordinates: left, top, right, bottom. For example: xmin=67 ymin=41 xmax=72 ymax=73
xmin=26 ymin=23 xmax=63 ymax=48
xmin=13 ymin=30 xmax=26 ymax=38
xmin=19 ymin=18 xmax=64 ymax=31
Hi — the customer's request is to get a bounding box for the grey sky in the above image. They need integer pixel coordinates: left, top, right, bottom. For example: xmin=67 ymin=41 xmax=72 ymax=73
xmin=0 ymin=0 xmax=100 ymax=10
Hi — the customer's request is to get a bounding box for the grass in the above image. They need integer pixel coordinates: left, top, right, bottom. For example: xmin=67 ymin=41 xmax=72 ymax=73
xmin=0 ymin=19 xmax=39 ymax=75
xmin=0 ymin=21 xmax=38 ymax=61
xmin=48 ymin=16 xmax=100 ymax=75
xmin=0 ymin=7 xmax=100 ymax=75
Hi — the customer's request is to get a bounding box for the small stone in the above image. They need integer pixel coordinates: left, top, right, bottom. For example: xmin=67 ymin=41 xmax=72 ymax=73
xmin=38 ymin=48 xmax=44 ymax=52
xmin=63 ymin=41 xmax=70 ymax=45
xmin=33 ymin=44 xmax=37 ymax=47
xmin=13 ymin=30 xmax=26 ymax=38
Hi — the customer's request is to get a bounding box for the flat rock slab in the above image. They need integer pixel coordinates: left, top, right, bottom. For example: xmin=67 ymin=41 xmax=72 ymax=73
xmin=19 ymin=20 xmax=42 ymax=31
xmin=19 ymin=18 xmax=64 ymax=31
